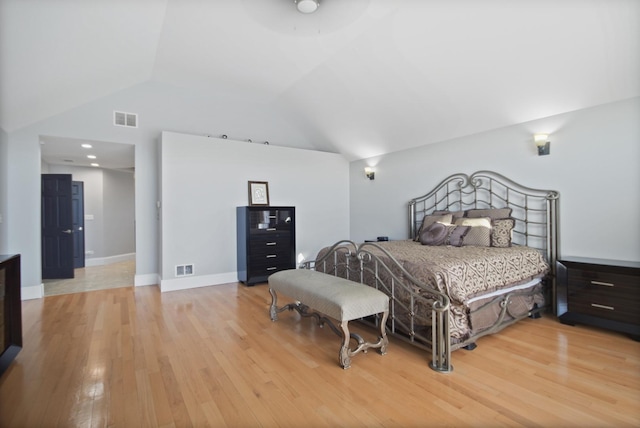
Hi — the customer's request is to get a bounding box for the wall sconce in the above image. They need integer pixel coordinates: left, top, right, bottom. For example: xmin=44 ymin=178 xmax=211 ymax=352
xmin=534 ymin=134 xmax=550 ymax=156
xmin=365 ymin=167 xmax=375 ymax=180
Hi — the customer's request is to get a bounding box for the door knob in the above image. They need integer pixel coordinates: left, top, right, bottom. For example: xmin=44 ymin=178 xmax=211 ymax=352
xmin=62 ymin=229 xmax=73 ymax=234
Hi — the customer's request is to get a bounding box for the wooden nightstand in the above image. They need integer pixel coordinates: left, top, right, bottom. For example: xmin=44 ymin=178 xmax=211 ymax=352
xmin=556 ymin=257 xmax=640 ymax=339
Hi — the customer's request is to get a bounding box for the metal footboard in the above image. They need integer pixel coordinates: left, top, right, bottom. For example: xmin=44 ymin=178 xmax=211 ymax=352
xmin=303 ymin=240 xmax=453 ymax=373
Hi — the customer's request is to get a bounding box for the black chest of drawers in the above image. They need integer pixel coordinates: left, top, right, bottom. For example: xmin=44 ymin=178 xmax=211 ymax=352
xmin=556 ymin=257 xmax=640 ymax=339
xmin=236 ymin=206 xmax=295 ymax=286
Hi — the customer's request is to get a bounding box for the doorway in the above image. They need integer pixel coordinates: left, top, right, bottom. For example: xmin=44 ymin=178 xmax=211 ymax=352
xmin=40 ymin=136 xmax=136 ymax=295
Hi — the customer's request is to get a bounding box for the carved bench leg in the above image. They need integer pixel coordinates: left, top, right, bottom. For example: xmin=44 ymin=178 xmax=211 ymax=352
xmin=339 ymin=320 xmax=352 ymax=369
xmin=379 ymin=310 xmax=389 ymax=355
xmin=269 ymin=288 xmax=279 ymax=321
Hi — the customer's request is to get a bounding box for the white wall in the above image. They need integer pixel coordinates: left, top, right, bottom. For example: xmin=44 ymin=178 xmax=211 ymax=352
xmin=160 ymin=132 xmax=350 ymax=292
xmin=0 ymin=127 xmax=7 ymax=253
xmin=350 ymin=97 xmax=640 ymax=262
xmin=103 ymin=169 xmax=135 ymax=259
xmin=6 ymin=132 xmax=42 ymax=298
xmin=5 ymin=75 xmax=636 ymax=300
xmin=3 ymin=79 xmax=328 ymax=298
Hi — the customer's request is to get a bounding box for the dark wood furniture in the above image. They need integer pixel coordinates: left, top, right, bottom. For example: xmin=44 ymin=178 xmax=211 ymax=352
xmin=236 ymin=206 xmax=295 ymax=286
xmin=0 ymin=254 xmax=22 ymax=377
xmin=557 ymin=257 xmax=640 ymax=339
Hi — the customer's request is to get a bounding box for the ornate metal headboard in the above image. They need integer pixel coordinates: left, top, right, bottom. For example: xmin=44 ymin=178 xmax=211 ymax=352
xmin=409 ymin=170 xmax=559 ymax=269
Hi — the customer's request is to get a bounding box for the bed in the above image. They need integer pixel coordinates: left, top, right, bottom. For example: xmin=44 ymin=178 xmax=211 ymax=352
xmin=304 ymin=170 xmax=559 ymax=372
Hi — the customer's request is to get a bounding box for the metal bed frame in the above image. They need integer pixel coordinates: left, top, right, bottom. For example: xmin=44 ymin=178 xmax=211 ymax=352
xmin=304 ymin=171 xmax=559 ymax=373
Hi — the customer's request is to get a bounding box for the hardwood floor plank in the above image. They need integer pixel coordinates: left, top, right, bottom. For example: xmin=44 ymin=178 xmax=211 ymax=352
xmin=157 ymin=355 xmax=192 ymax=427
xmin=1 ymin=282 xmax=639 ymax=427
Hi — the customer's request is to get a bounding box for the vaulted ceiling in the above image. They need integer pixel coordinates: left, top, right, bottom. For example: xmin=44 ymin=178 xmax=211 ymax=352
xmin=1 ymin=0 xmax=638 ymax=162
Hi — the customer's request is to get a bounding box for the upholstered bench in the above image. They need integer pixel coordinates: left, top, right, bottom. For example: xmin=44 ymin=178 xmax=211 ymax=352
xmin=268 ymin=269 xmax=389 ymax=369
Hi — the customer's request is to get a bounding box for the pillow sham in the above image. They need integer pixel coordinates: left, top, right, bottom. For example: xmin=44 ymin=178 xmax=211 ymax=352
xmin=454 ymin=217 xmax=491 ymax=246
xmin=414 ymin=213 xmax=453 ymax=241
xmin=433 ymin=210 xmax=465 ymax=221
xmin=420 ymin=223 xmax=469 ymax=247
xmin=491 ymin=218 xmax=515 ymax=247
xmin=466 ymin=208 xmax=512 ymax=220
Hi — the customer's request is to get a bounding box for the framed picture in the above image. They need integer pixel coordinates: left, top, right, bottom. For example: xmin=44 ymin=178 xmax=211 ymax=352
xmin=248 ymin=181 xmax=269 ymax=206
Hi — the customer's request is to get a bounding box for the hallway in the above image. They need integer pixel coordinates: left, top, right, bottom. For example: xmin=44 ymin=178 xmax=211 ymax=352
xmin=43 ymin=260 xmax=135 ymax=296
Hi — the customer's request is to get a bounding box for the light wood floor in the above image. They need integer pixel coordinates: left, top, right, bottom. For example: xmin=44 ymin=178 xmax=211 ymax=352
xmin=1 ymin=282 xmax=639 ymax=427
xmin=43 ymin=260 xmax=135 ymax=296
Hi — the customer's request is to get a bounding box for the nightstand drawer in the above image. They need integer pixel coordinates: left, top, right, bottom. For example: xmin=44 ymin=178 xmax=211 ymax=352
xmin=567 ymin=269 xmax=639 ymax=296
xmin=568 ymin=292 xmax=640 ymax=324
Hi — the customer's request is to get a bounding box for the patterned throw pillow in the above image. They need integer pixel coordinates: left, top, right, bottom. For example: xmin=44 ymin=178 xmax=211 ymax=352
xmin=454 ymin=217 xmax=491 ymax=246
xmin=491 ymin=218 xmax=515 ymax=247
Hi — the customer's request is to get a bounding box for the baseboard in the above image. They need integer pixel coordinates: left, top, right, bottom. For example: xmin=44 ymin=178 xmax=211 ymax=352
xmin=85 ymin=252 xmax=135 ymax=267
xmin=21 ymin=283 xmax=44 ymax=300
xmin=159 ymin=272 xmax=237 ymax=293
xmin=135 ymin=273 xmax=159 ymax=287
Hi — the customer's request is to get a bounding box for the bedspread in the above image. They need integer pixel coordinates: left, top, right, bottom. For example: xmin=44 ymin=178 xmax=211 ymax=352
xmin=316 ymin=240 xmax=549 ymax=305
xmin=367 ymin=241 xmax=549 ymax=304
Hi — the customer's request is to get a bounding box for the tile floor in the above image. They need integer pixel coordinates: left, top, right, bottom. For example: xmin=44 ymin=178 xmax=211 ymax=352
xmin=43 ymin=260 xmax=135 ymax=296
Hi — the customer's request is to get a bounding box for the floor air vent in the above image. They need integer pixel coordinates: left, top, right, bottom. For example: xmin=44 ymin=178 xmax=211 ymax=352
xmin=175 ymin=264 xmax=194 ymax=277
xmin=114 ymin=111 xmax=138 ymax=128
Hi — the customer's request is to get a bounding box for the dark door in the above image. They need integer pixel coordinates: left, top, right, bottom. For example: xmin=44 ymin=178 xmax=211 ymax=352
xmin=72 ymin=181 xmax=85 ymax=269
xmin=41 ymin=174 xmax=74 ymax=279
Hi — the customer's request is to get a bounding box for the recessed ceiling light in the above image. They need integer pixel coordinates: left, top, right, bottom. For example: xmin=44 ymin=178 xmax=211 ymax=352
xmin=87 ymin=155 xmax=97 ymax=159
xmin=91 ymin=163 xmax=99 ymax=167
xmin=295 ymin=0 xmax=319 ymax=14
xmin=81 ymin=144 xmax=92 ymax=149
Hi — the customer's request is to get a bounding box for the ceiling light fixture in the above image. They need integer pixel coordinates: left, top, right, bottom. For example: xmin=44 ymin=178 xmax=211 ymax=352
xmin=87 ymin=155 xmax=97 ymax=159
xmin=295 ymin=0 xmax=319 ymax=14
xmin=81 ymin=143 xmax=92 ymax=149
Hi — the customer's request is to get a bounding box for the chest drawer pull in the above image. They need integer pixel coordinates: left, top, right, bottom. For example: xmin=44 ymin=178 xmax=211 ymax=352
xmin=266 ymin=267 xmax=278 ymax=271
xmin=267 ymin=228 xmax=276 ymax=231
xmin=266 ymin=242 xmax=277 ymax=246
xmin=591 ymin=280 xmax=614 ymax=287
xmin=591 ymin=303 xmax=614 ymax=310
xmin=266 ymin=255 xmax=277 ymax=258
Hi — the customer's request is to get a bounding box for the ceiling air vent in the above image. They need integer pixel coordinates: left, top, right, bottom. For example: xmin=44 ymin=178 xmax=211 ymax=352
xmin=114 ymin=111 xmax=138 ymax=128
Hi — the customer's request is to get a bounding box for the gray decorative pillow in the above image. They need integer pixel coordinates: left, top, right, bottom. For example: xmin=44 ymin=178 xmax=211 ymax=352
xmin=466 ymin=208 xmax=512 ymax=220
xmin=420 ymin=223 xmax=470 ymax=246
xmin=414 ymin=213 xmax=453 ymax=241
xmin=433 ymin=210 xmax=465 ymax=221
xmin=420 ymin=222 xmax=449 ymax=245
xmin=455 ymin=217 xmax=491 ymax=246
xmin=446 ymin=225 xmax=470 ymax=246
xmin=491 ymin=218 xmax=515 ymax=247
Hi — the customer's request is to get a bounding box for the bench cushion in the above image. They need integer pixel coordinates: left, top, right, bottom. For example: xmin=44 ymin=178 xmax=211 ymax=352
xmin=269 ymin=269 xmax=389 ymax=321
